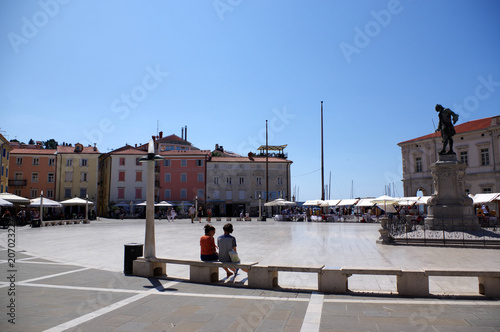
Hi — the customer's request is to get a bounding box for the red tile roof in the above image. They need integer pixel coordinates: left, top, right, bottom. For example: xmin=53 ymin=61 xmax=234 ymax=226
xmin=10 ymin=148 xmax=57 ymax=155
xmin=109 ymin=145 xmax=144 ymax=155
xmin=57 ymin=146 xmax=100 ymax=154
xmin=210 ymin=156 xmax=292 ymax=163
xmin=398 ymin=116 xmax=497 ymax=145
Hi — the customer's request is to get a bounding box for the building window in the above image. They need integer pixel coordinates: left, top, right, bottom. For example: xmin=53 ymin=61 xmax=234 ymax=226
xmin=226 ymin=177 xmax=232 ymax=185
xmin=239 ymin=177 xmax=245 ymax=185
xmin=33 ymin=158 xmax=39 ymax=165
xmin=46 ymin=189 xmax=54 ymax=198
xmin=256 ymin=177 xmax=262 ymax=185
xmin=197 ymin=160 xmax=204 ymax=167
xmin=48 ymin=173 xmax=54 ymax=183
xmin=460 ymin=151 xmax=468 ymax=165
xmin=64 ymin=188 xmax=72 ymax=198
xmin=213 ymin=190 xmax=220 ymax=199
xmin=277 ymin=177 xmax=283 ymax=185
xmin=48 ymin=158 xmax=55 ymax=166
xmin=214 ymin=177 xmax=219 ymax=185
xmin=14 ymin=189 xmax=21 ymax=196
xmin=165 ymin=173 xmax=171 ymax=182
xmin=226 ymin=190 xmax=232 ymax=200
xmin=197 ymin=189 xmax=204 ymax=199
xmin=482 ymin=187 xmax=492 ymax=193
xmin=80 ymin=188 xmax=87 ymax=198
xmin=164 ymin=189 xmax=171 ymax=199
xmin=118 ymin=171 xmax=125 ymax=182
xmin=181 ymin=160 xmax=187 ymax=167
xmin=180 ymin=189 xmax=187 ymax=199
xmin=80 ymin=172 xmax=88 ymax=182
xmin=16 ymin=157 xmax=22 ymax=165
xmin=181 ymin=173 xmax=187 ymax=182
xmin=66 ymin=159 xmax=72 ymax=166
xmin=136 ymin=158 xmax=141 ymax=166
xmin=32 ymin=172 xmax=39 ymax=183
xmin=481 ymin=148 xmax=490 ymax=166
xmin=135 ymin=188 xmax=142 ymax=199
xmin=119 ymin=158 xmax=125 ymax=166
xmin=30 ymin=189 xmax=38 ymax=198
xmin=65 ymin=172 xmax=73 ymax=182
xmin=256 ymin=190 xmax=263 ymax=199
xmin=415 ymin=157 xmax=422 ymax=173
xmin=136 ymin=171 xmax=142 ymax=182
xmin=238 ymin=190 xmax=245 ymax=200
xmin=198 ymin=173 xmax=204 ymax=182
xmin=164 ymin=160 xmax=170 ymax=167
xmin=81 ymin=159 xmax=88 ymax=167
xmin=117 ymin=188 xmax=125 ymax=199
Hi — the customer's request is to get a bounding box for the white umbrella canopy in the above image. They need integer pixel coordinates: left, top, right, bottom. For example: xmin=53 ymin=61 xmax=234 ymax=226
xmin=30 ymin=197 xmax=62 ymax=207
xmin=416 ymin=196 xmax=432 ymax=205
xmin=60 ymin=197 xmax=94 ymax=206
xmin=303 ymin=200 xmax=324 ymax=206
xmin=264 ymin=198 xmax=295 ymax=207
xmin=0 ymin=193 xmax=30 ymax=204
xmin=320 ymin=199 xmax=340 ymax=207
xmin=155 ymin=201 xmax=173 ymax=207
xmin=135 ymin=201 xmax=148 ymax=206
xmin=372 ymin=195 xmax=398 ymax=213
xmin=396 ymin=197 xmax=420 ymax=206
xmin=0 ymin=197 xmax=14 ymax=207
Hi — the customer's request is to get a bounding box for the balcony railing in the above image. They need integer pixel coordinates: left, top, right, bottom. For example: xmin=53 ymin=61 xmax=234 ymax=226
xmin=8 ymin=179 xmax=27 ymax=186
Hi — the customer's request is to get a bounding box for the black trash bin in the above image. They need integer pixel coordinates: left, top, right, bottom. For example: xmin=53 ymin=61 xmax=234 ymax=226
xmin=32 ymin=218 xmax=41 ymax=228
xmin=124 ymin=243 xmax=143 ymax=275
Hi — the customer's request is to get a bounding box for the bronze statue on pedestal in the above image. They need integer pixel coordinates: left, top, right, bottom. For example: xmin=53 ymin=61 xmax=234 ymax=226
xmin=435 ymin=104 xmax=459 ymax=155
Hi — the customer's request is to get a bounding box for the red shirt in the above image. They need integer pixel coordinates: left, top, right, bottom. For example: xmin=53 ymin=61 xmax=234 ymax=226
xmin=200 ymin=235 xmax=216 ymax=255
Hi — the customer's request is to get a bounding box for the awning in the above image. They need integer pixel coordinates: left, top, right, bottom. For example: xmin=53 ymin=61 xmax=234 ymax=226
xmin=397 ymin=197 xmax=420 ymax=206
xmin=472 ymin=193 xmax=500 ymax=204
xmin=60 ymin=197 xmax=94 ymax=206
xmin=0 ymin=197 xmax=14 ymax=207
xmin=303 ymin=200 xmax=323 ymax=206
xmin=156 ymin=201 xmax=174 ymax=207
xmin=355 ymin=198 xmax=375 ymax=207
xmin=0 ymin=193 xmax=30 ymax=204
xmin=321 ymin=199 xmax=341 ymax=207
xmin=337 ymin=199 xmax=359 ymax=206
xmin=416 ymin=196 xmax=432 ymax=205
xmin=264 ymin=198 xmax=296 ymax=207
xmin=30 ymin=197 xmax=62 ymax=207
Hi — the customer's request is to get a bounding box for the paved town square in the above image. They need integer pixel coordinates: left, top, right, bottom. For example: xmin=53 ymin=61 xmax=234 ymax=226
xmin=1 ymin=218 xmax=500 ymax=331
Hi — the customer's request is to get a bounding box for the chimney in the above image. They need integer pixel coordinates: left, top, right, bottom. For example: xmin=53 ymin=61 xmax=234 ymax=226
xmin=181 ymin=127 xmax=184 ymax=140
xmin=185 ymin=125 xmax=187 ymax=141
xmin=93 ymin=143 xmax=97 ymax=151
xmin=159 ymin=131 xmax=163 ymax=138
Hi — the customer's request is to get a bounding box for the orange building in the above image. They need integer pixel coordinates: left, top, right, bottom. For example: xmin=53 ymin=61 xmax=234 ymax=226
xmin=8 ymin=147 xmax=57 ymax=199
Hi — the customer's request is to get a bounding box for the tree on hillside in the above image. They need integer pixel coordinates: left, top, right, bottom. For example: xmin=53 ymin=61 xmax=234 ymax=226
xmin=44 ymin=139 xmax=58 ymax=149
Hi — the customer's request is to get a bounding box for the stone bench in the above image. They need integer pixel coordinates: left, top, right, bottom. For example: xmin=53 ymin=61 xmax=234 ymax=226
xmin=134 ymin=257 xmax=258 ymax=283
xmin=423 ymin=268 xmax=500 ymax=297
xmin=248 ymin=264 xmax=325 ymax=289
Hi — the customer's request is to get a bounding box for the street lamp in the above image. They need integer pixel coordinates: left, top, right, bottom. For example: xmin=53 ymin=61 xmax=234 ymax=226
xmin=259 ymin=194 xmax=262 ymax=220
xmin=195 ymin=195 xmax=198 ymax=220
xmin=138 ymin=139 xmax=164 ymax=259
xmin=40 ymin=191 xmax=44 ymax=224
xmin=85 ymin=194 xmax=89 ymax=222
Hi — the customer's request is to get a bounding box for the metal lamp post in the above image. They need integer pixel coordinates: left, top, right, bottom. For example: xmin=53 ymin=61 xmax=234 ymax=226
xmin=40 ymin=191 xmax=44 ymax=224
xmin=259 ymin=194 xmax=262 ymax=220
xmin=85 ymin=194 xmax=89 ymax=222
xmin=195 ymin=195 xmax=198 ymax=220
xmin=138 ymin=139 xmax=164 ymax=259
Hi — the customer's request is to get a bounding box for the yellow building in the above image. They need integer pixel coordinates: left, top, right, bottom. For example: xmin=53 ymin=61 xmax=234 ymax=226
xmin=56 ymin=143 xmax=100 ymax=204
xmin=0 ymin=134 xmax=12 ymax=193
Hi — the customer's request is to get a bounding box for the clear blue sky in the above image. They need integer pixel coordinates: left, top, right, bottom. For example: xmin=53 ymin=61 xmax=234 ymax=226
xmin=1 ymin=0 xmax=499 ymax=201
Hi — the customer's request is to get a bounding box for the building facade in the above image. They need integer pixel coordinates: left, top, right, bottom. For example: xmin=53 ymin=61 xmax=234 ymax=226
xmin=206 ymin=155 xmax=293 ymax=217
xmin=157 ymin=150 xmax=210 ymax=203
xmin=55 ymin=143 xmax=100 ymax=203
xmin=0 ymin=134 xmax=11 ymax=193
xmin=8 ymin=147 xmax=57 ymax=199
xmin=398 ymin=116 xmax=500 ymax=196
xmin=98 ymin=145 xmax=147 ymax=216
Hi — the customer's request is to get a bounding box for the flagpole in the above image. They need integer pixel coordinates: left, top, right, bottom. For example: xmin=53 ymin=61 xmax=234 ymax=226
xmin=321 ymin=101 xmax=325 ymax=201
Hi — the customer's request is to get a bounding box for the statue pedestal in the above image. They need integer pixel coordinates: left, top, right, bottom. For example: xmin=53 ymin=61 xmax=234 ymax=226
xmin=424 ymin=154 xmax=480 ymax=231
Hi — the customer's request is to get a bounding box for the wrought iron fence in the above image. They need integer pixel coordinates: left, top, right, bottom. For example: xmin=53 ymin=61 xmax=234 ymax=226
xmin=387 ymin=215 xmax=500 ymax=248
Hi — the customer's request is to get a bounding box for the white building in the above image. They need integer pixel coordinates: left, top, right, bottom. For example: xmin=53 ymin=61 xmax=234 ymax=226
xmin=98 ymin=145 xmax=148 ymax=215
xmin=398 ymin=116 xmax=500 ymax=196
